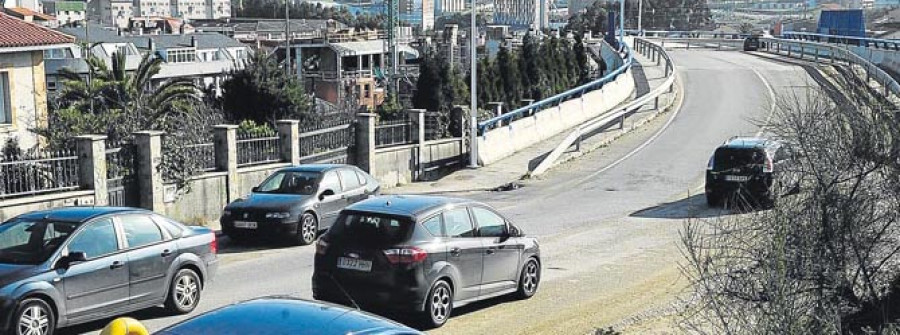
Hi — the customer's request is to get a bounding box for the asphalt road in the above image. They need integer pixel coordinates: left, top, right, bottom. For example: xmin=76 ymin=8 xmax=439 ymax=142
xmin=61 ymin=49 xmax=820 ymax=335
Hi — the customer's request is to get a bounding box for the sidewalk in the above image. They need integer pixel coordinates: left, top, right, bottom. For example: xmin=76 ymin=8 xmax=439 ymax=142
xmin=387 ymin=46 xmax=679 ymax=195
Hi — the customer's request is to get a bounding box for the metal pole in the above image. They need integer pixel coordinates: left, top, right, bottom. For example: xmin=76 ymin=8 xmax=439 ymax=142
xmin=638 ymin=0 xmax=643 ymax=34
xmin=468 ymin=0 xmax=478 ymax=168
xmin=619 ymin=0 xmax=625 ymax=43
xmin=285 ymin=0 xmax=290 ymax=76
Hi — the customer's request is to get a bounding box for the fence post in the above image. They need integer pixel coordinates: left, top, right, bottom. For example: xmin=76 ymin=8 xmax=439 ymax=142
xmin=356 ymin=113 xmax=376 ymax=175
xmin=213 ymin=125 xmax=239 ymax=203
xmin=75 ymin=135 xmax=108 ymax=206
xmin=276 ymin=119 xmax=300 ymax=166
xmin=134 ymin=131 xmax=165 ymax=212
xmin=409 ymin=109 xmax=426 ymax=180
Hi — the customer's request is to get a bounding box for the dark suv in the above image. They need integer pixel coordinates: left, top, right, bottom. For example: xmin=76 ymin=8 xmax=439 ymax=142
xmin=313 ymin=195 xmax=540 ymax=328
xmin=705 ymin=137 xmax=792 ymax=207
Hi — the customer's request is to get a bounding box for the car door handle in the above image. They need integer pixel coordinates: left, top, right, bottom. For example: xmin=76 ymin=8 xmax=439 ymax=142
xmin=110 ymin=261 xmax=125 ymax=270
xmin=450 ymin=247 xmax=461 ymax=257
xmin=161 ymin=249 xmax=173 ymax=257
xmin=485 ymin=248 xmax=495 ymax=255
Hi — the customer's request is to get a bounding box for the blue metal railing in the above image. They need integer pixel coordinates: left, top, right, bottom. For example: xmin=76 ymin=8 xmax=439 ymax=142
xmin=477 ymin=42 xmax=634 ymax=135
xmin=781 ymin=31 xmax=900 ymax=50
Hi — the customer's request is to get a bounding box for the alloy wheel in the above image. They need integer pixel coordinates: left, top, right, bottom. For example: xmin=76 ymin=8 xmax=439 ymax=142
xmin=523 ymin=261 xmax=539 ymax=293
xmin=301 ymin=215 xmax=317 ymax=243
xmin=18 ymin=305 xmax=50 ymax=335
xmin=430 ymin=285 xmax=451 ymax=323
xmin=175 ymin=274 xmax=199 ymax=310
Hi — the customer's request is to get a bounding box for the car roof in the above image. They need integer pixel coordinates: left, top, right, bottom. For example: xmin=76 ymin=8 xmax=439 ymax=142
xmin=156 ymin=296 xmax=421 ymax=335
xmin=720 ymin=137 xmax=774 ymax=150
xmin=279 ymin=164 xmax=349 ymax=173
xmin=345 ymin=195 xmax=476 ymax=218
xmin=11 ymin=207 xmax=150 ymax=223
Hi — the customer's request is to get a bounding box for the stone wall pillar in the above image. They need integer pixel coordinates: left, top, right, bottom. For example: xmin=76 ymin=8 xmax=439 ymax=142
xmin=277 ymin=120 xmax=300 ymax=165
xmin=75 ymin=135 xmax=108 ymax=206
xmin=214 ymin=125 xmax=239 ymax=203
xmin=356 ymin=113 xmax=376 ymax=174
xmin=134 ymin=131 xmax=164 ymax=211
xmin=408 ymin=109 xmax=426 ymax=180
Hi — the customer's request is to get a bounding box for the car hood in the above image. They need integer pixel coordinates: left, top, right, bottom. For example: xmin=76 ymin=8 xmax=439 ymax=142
xmin=226 ymin=193 xmax=310 ymax=211
xmin=0 ymin=263 xmax=37 ymax=288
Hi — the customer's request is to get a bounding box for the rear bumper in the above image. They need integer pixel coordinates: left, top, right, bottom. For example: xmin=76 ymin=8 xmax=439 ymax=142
xmin=705 ymin=174 xmax=773 ymax=197
xmin=312 ymin=271 xmax=427 ymax=312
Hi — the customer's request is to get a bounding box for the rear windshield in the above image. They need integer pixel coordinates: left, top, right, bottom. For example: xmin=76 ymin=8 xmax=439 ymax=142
xmin=713 ymin=148 xmax=765 ymax=171
xmin=329 ymin=212 xmax=414 ymax=247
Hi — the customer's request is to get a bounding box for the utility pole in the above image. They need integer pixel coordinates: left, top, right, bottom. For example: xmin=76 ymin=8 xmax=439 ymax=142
xmin=638 ymin=0 xmax=643 ymax=34
xmin=619 ymin=0 xmax=625 ymax=43
xmin=284 ymin=0 xmax=291 ymax=77
xmin=468 ymin=0 xmax=478 ymax=168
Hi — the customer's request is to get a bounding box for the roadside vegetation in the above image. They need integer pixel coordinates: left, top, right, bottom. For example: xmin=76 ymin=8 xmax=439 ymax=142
xmin=679 ymin=80 xmax=900 ymax=333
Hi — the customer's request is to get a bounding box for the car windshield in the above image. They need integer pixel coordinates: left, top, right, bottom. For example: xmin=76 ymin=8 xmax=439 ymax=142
xmin=255 ymin=171 xmax=321 ymax=195
xmin=329 ymin=212 xmax=414 ymax=247
xmin=0 ymin=219 xmax=79 ymax=265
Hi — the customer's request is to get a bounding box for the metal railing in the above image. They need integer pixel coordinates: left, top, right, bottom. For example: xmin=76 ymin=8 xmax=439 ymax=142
xmin=425 ymin=111 xmax=451 ymax=141
xmin=0 ymin=150 xmax=81 ymax=199
xmin=530 ymin=38 xmax=677 ymax=176
xmin=375 ymin=117 xmax=415 ymax=148
xmin=237 ymin=131 xmax=282 ymax=167
xmin=477 ymin=40 xmax=635 ymax=135
xmin=299 ymin=117 xmax=356 ymax=165
xmin=183 ymin=142 xmax=217 ymax=172
xmin=781 ymin=32 xmax=900 ymax=50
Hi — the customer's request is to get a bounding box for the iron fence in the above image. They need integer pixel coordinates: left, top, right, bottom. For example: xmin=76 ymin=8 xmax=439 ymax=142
xmin=376 ymin=116 xmax=414 ymax=148
xmin=300 ymin=118 xmax=356 ymax=164
xmin=237 ymin=130 xmax=282 ymax=167
xmin=425 ymin=112 xmax=451 ymax=141
xmin=106 ymin=141 xmax=138 ymax=207
xmin=183 ymin=142 xmax=217 ymax=172
xmin=0 ymin=150 xmax=80 ymax=199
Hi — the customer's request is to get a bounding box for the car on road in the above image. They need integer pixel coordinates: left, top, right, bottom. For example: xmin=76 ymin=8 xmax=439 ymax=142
xmin=0 ymin=207 xmax=218 ymax=335
xmin=705 ymin=137 xmax=793 ymax=207
xmin=743 ymin=34 xmax=761 ymax=51
xmin=313 ymin=195 xmax=541 ymax=328
xmin=152 ymin=296 xmax=422 ymax=335
xmin=220 ymin=164 xmax=380 ymax=245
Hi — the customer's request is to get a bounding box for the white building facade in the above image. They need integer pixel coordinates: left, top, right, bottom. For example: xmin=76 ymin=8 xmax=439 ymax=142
xmin=493 ymin=0 xmax=549 ymax=30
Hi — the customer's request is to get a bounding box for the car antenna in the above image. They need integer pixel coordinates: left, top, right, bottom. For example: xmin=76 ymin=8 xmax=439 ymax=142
xmin=327 ymin=273 xmax=361 ymax=311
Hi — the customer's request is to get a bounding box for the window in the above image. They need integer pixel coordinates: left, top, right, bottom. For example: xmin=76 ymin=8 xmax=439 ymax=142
xmin=256 ymin=171 xmax=319 ymax=195
xmin=152 ymin=215 xmax=186 ymax=238
xmin=443 ymin=208 xmax=474 ymax=238
xmin=166 ymin=49 xmax=196 ymax=63
xmin=120 ymin=215 xmax=164 ymax=248
xmin=43 ymin=48 xmax=71 ymax=59
xmin=338 ymin=168 xmax=361 ymax=190
xmin=421 ymin=215 xmax=444 ymax=237
xmin=0 ymin=73 xmax=10 ymax=124
xmin=67 ymin=219 xmax=119 ymax=259
xmin=116 ymin=45 xmax=134 ymax=56
xmin=0 ymin=220 xmax=79 ymax=264
xmin=355 ymin=170 xmax=368 ymax=186
xmin=330 ymin=213 xmax=413 ymax=246
xmin=320 ymin=171 xmax=341 ymax=194
xmin=472 ymin=207 xmax=506 ymax=237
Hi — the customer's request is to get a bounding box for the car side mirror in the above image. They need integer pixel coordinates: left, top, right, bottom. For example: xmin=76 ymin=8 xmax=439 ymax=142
xmin=319 ymin=189 xmax=335 ymax=201
xmin=57 ymin=251 xmax=87 ymax=269
xmin=508 ymin=225 xmax=521 ymax=237
xmin=251 ymin=186 xmax=259 ymax=192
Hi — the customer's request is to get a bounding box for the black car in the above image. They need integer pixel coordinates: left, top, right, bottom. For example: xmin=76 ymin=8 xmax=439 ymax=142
xmin=743 ymin=34 xmax=761 ymax=51
xmin=705 ymin=137 xmax=792 ymax=207
xmin=220 ymin=164 xmax=380 ymax=245
xmin=153 ymin=296 xmax=422 ymax=335
xmin=313 ymin=195 xmax=541 ymax=328
xmin=0 ymin=207 xmax=218 ymax=335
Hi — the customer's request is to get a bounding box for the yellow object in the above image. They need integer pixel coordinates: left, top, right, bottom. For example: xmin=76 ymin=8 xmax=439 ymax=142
xmin=99 ymin=317 xmax=150 ymax=335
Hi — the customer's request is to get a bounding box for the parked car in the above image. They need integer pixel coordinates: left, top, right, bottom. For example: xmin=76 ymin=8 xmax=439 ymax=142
xmin=705 ymin=137 xmax=794 ymax=207
xmin=313 ymin=195 xmax=541 ymax=328
xmin=151 ymin=296 xmax=422 ymax=335
xmin=220 ymin=164 xmax=380 ymax=245
xmin=0 ymin=207 xmax=218 ymax=335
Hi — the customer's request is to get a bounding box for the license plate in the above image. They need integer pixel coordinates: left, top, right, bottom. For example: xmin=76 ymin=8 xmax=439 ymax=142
xmin=234 ymin=221 xmax=257 ymax=229
xmin=337 ymin=257 xmax=372 ymax=272
xmin=724 ymin=175 xmax=750 ymax=182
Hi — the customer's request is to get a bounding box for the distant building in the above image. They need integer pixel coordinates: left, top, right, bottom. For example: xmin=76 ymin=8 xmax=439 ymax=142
xmin=398 ymin=0 xmax=435 ymax=31
xmin=0 ymin=13 xmax=74 ymax=149
xmin=192 ymin=18 xmax=346 ymax=48
xmin=493 ymin=0 xmax=549 ymax=30
xmin=88 ymin=0 xmax=231 ymax=28
xmin=128 ymin=16 xmax=194 ymax=34
xmin=42 ymin=1 xmax=83 ymax=26
xmin=1 ymin=0 xmax=41 ymax=12
xmin=436 ymin=0 xmax=465 ymax=15
xmin=3 ymin=6 xmax=56 ymax=26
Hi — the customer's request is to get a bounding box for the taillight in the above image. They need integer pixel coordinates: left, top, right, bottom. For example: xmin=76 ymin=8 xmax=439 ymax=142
xmin=210 ymin=234 xmax=218 ymax=254
xmin=316 ymin=239 xmax=329 ymax=255
xmin=383 ymin=247 xmax=428 ymax=264
xmin=763 ymin=155 xmax=774 ymax=173
xmin=707 ymin=156 xmax=714 ymax=170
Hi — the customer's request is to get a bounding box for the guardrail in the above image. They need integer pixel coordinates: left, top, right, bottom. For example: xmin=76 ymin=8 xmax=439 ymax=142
xmin=476 ymin=40 xmax=634 ymax=135
xmin=626 ymin=29 xmax=753 ymax=40
xmin=781 ymin=31 xmax=900 ymax=50
xmin=529 ymin=38 xmax=677 ymax=176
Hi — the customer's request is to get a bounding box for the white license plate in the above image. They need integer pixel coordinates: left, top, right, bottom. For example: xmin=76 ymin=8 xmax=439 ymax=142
xmin=337 ymin=257 xmax=372 ymax=272
xmin=724 ymin=175 xmax=750 ymax=182
xmin=233 ymin=221 xmax=258 ymax=229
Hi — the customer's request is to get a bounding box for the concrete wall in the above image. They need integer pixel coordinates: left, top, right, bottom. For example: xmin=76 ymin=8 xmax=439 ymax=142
xmin=477 ymin=67 xmax=636 ymax=165
xmin=0 ymin=190 xmax=96 ymax=221
xmin=849 ymin=46 xmax=900 ymax=76
xmin=0 ymin=50 xmax=47 ymax=149
xmin=373 ymin=138 xmax=465 ymax=188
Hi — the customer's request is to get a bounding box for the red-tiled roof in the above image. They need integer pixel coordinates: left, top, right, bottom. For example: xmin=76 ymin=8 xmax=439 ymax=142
xmin=0 ymin=12 xmax=73 ymax=49
xmin=4 ymin=7 xmax=56 ymax=21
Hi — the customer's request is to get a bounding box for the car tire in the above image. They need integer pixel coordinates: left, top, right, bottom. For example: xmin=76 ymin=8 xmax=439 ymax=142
xmin=165 ymin=268 xmax=202 ymax=314
xmin=10 ymin=298 xmax=55 ymax=335
xmin=293 ymin=213 xmax=318 ymax=246
xmin=706 ymin=192 xmax=721 ymax=207
xmin=421 ymin=280 xmax=453 ymax=329
xmin=516 ymin=258 xmax=541 ymax=299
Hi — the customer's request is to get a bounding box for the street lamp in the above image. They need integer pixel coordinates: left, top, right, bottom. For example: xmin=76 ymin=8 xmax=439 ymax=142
xmin=468 ymin=0 xmax=478 ymax=168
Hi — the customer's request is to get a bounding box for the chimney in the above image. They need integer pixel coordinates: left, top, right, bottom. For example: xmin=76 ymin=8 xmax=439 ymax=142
xmin=191 ymin=35 xmax=197 ymax=48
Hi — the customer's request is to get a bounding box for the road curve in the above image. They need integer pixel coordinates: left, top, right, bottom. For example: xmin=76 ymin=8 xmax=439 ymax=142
xmin=61 ymin=50 xmax=819 ymax=335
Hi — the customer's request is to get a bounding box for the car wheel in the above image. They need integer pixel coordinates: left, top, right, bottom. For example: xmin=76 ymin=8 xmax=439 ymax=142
xmin=294 ymin=213 xmax=318 ymax=246
xmin=12 ymin=298 xmax=55 ymax=335
xmin=516 ymin=258 xmax=541 ymax=299
xmin=421 ymin=280 xmax=453 ymax=329
xmin=706 ymin=192 xmax=721 ymax=207
xmin=165 ymin=269 xmax=202 ymax=314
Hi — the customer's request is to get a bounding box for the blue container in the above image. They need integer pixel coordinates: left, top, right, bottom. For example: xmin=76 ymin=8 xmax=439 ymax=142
xmin=817 ymin=9 xmax=866 ymax=37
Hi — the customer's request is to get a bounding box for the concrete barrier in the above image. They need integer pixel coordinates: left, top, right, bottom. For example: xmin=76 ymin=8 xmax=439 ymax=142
xmin=477 ymin=68 xmax=636 ymax=166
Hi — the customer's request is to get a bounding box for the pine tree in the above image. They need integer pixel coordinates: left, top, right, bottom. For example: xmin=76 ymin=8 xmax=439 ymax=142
xmin=573 ymin=33 xmax=590 ymax=84
xmin=412 ymin=49 xmax=443 ymax=112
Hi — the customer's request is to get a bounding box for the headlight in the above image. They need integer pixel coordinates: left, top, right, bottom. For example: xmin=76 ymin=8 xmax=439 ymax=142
xmin=223 ymin=210 xmax=232 ymax=216
xmin=265 ymin=212 xmax=291 ymax=219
